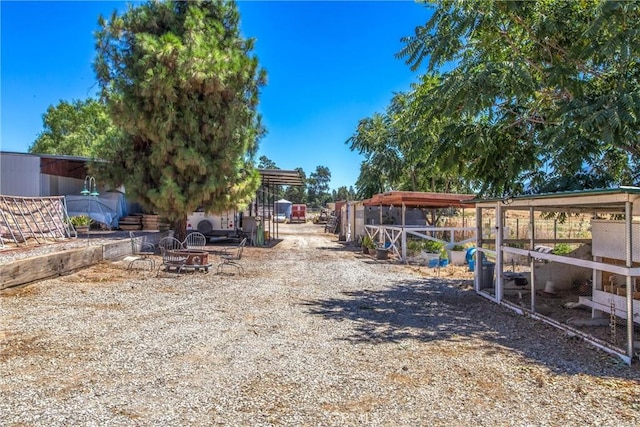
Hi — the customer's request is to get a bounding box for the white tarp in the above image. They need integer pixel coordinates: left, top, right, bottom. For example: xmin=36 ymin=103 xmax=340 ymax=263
xmin=65 ymin=192 xmax=128 ymax=229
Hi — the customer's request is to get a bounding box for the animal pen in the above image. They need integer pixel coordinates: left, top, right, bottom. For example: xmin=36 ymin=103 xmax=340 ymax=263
xmin=360 ymin=191 xmax=477 ymax=261
xmin=472 ymin=187 xmax=640 ymax=365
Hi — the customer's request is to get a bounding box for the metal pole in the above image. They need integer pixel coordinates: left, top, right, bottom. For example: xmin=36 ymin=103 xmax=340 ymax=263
xmin=401 ymin=203 xmax=407 ymax=263
xmin=475 ymin=206 xmax=482 ymax=292
xmin=625 ymin=201 xmax=634 ymax=359
xmin=496 ymin=203 xmax=503 ymax=303
xmin=379 ymin=204 xmax=383 ymax=246
xmin=261 ymin=187 xmax=266 ymax=245
xmin=274 ymin=182 xmax=278 ymax=239
xmin=530 ymin=207 xmax=536 ymax=312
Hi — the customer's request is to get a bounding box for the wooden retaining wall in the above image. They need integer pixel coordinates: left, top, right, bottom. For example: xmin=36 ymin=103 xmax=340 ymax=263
xmin=0 ymin=232 xmax=169 ymax=290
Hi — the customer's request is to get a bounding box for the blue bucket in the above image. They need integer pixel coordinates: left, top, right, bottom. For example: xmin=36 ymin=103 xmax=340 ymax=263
xmin=428 ymin=259 xmax=439 ymax=268
xmin=468 ymin=259 xmax=475 ymax=272
xmin=439 ymin=259 xmax=449 ymax=267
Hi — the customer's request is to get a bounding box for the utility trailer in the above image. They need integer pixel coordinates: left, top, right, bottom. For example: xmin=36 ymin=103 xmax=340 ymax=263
xmin=291 ymin=204 xmax=307 ymax=223
xmin=187 ymin=210 xmax=243 ymax=239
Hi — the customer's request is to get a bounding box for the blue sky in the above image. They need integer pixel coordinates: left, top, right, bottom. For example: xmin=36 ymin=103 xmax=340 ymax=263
xmin=1 ymin=1 xmax=431 ymax=190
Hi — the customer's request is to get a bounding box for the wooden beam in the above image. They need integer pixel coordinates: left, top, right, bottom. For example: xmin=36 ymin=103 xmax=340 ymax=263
xmin=1 ymin=247 xmax=102 ymax=290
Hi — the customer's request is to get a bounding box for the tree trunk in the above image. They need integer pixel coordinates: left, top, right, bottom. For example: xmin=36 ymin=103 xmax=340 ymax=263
xmin=172 ymin=217 xmax=187 ymax=243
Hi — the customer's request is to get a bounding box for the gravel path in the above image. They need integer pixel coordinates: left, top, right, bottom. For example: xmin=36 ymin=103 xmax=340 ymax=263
xmin=1 ymin=223 xmax=639 ymax=426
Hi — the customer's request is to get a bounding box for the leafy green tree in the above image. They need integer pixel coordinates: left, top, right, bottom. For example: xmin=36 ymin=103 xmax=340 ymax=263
xmin=307 ymin=165 xmax=331 ymax=208
xmin=29 ymin=98 xmax=119 ymax=158
xmin=347 ymin=89 xmax=470 ymax=198
xmin=93 ymin=0 xmax=265 ymax=239
xmin=257 ymin=155 xmax=284 ymax=199
xmin=257 ymin=155 xmax=278 ymax=170
xmin=332 ymin=185 xmax=355 ymax=201
xmin=398 ymin=0 xmax=640 ymax=196
xmin=282 ymin=167 xmax=307 ymax=203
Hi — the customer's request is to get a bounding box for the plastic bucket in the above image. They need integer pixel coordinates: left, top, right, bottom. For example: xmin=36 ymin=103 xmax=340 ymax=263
xmin=465 ymin=247 xmax=477 ymax=264
xmin=481 ymin=261 xmax=496 ymax=289
xmin=376 ymin=248 xmax=389 ymax=260
xmin=468 ymin=259 xmax=475 ymax=272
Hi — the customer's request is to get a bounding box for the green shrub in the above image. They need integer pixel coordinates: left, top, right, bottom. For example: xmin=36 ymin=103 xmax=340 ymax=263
xmin=422 ymin=240 xmax=444 ymax=253
xmin=451 ymin=244 xmax=465 ymax=251
xmin=552 ymin=243 xmax=573 ymax=255
xmin=69 ymin=215 xmax=91 ymax=226
xmin=406 ymin=239 xmax=423 ymax=256
xmin=362 ymin=235 xmax=376 ymax=249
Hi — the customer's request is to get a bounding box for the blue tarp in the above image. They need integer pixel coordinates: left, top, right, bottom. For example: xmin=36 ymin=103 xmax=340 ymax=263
xmin=65 ymin=192 xmax=128 ymax=229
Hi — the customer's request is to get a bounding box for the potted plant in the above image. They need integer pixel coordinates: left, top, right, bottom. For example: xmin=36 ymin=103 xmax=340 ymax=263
xmin=69 ymin=215 xmax=91 ymax=233
xmin=448 ymin=244 xmax=467 ymax=266
xmin=439 ymin=248 xmax=449 ymax=267
xmin=421 ymin=239 xmax=444 ymax=267
xmin=376 ymin=243 xmax=390 ymax=260
xmin=361 ymin=235 xmax=375 ymax=254
xmin=406 ymin=239 xmax=423 ymax=257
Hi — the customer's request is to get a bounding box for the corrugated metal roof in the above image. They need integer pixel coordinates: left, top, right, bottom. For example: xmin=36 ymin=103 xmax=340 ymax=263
xmin=258 ymin=169 xmax=305 ymax=187
xmin=0 ymin=151 xmax=97 ymax=163
xmin=468 ymin=186 xmax=640 ymax=213
xmin=2 ymin=153 xmax=305 ymax=187
xmin=468 ymin=186 xmax=640 ymax=203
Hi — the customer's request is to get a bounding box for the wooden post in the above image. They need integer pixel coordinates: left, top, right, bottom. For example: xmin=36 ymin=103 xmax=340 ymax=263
xmin=401 ymin=203 xmax=407 ymax=263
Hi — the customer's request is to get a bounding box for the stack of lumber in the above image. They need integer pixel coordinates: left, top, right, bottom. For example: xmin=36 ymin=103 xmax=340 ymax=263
xmin=119 ymin=215 xmax=142 ymax=231
xmin=141 ymin=214 xmax=159 ymax=230
xmin=158 ymin=218 xmax=171 ymax=232
xmin=141 ymin=214 xmax=171 ymax=231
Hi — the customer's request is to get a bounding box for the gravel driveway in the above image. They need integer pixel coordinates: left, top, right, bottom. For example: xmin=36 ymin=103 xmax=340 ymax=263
xmin=1 ymin=223 xmax=639 ymax=426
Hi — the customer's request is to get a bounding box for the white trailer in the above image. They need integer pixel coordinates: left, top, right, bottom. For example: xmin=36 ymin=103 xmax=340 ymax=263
xmin=187 ymin=210 xmax=243 ymax=238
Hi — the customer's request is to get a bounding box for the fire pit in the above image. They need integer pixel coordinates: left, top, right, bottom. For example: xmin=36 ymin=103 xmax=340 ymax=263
xmin=162 ymin=249 xmax=212 ymax=274
xmin=169 ymin=250 xmax=208 ymax=266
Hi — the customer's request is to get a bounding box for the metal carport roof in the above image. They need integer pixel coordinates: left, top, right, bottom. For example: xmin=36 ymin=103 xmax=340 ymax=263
xmin=258 ymin=169 xmax=305 ymax=187
xmin=467 ymin=186 xmax=640 ymax=214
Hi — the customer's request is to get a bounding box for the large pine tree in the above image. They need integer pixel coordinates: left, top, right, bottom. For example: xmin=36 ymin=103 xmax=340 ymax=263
xmin=94 ymin=0 xmax=265 ymax=239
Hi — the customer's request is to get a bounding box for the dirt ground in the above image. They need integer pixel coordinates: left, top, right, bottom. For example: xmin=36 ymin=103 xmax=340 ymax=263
xmin=2 ymin=221 xmax=640 ymax=426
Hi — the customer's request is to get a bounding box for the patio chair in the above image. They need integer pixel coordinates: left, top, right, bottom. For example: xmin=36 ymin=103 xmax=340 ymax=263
xmin=217 ymin=237 xmax=247 ymax=275
xmin=127 ymin=231 xmax=156 ymax=271
xmin=183 ymin=231 xmax=207 ymax=250
xmin=157 ymin=236 xmax=187 ymax=276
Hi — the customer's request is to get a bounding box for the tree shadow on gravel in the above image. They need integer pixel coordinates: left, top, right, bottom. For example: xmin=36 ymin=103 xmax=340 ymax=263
xmin=317 ymin=242 xmax=361 ymax=252
xmin=302 ymin=278 xmax=639 ymax=377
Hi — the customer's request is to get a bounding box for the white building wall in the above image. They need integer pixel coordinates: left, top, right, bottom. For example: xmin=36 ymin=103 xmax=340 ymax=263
xmin=0 ymin=153 xmax=40 ymax=196
xmin=353 ymin=202 xmax=365 ymax=239
xmin=42 ymin=175 xmax=84 ymax=197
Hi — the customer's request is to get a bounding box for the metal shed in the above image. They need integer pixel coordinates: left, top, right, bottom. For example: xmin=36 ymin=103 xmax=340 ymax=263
xmin=471 ymin=187 xmax=640 ymax=364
